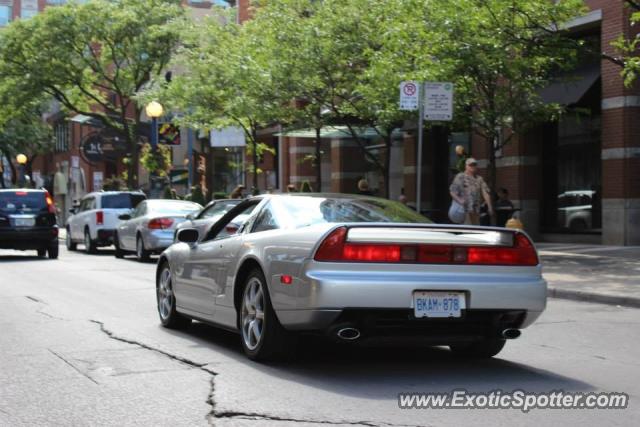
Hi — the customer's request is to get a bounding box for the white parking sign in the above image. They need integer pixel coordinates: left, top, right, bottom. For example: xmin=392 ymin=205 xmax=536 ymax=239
xmin=424 ymin=82 xmax=454 ymax=121
xmin=399 ymin=81 xmax=419 ymax=111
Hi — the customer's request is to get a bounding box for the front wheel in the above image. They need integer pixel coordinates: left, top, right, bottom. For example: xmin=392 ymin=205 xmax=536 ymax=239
xmin=449 ymin=338 xmax=506 ymax=358
xmin=66 ymin=229 xmax=76 ymax=251
xmin=157 ymin=263 xmax=191 ymax=329
xmin=239 ymin=269 xmax=295 ymax=361
xmin=114 ymin=232 xmax=124 ymax=259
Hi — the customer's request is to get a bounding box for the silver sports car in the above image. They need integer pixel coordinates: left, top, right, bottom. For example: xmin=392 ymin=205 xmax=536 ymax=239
xmin=114 ymin=199 xmax=202 ymax=262
xmin=157 ymin=194 xmax=546 ymax=361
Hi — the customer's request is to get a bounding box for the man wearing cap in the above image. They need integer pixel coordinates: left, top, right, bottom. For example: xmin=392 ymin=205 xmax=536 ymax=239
xmin=449 ymin=158 xmax=494 ymax=225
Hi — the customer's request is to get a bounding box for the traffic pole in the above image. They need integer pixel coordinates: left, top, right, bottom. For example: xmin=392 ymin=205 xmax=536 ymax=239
xmin=416 ymin=83 xmax=424 ymax=214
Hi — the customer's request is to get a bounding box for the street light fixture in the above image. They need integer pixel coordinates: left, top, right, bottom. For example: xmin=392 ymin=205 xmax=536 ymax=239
xmin=16 ymin=154 xmax=27 ymax=165
xmin=145 ymin=101 xmax=164 ymax=197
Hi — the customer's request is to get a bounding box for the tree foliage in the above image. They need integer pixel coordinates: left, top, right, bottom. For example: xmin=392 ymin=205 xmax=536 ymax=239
xmin=0 ymin=0 xmax=185 ymax=188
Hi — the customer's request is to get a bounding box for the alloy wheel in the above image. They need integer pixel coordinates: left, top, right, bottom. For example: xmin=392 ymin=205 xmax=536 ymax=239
xmin=157 ymin=267 xmax=173 ymax=321
xmin=241 ymin=277 xmax=265 ymax=351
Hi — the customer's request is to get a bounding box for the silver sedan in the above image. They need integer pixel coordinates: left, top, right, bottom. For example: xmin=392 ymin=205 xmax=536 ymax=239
xmin=156 ymin=194 xmax=546 ymax=361
xmin=174 ymin=199 xmax=242 ymax=242
xmin=114 ymin=199 xmax=202 ymax=262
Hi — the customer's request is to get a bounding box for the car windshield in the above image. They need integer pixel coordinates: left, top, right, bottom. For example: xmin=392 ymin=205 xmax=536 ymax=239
xmin=148 ymin=201 xmax=202 ymax=216
xmin=273 ymin=196 xmax=431 ymax=228
xmin=101 ymin=193 xmax=146 ymax=209
xmin=200 ymin=200 xmax=241 ymax=219
xmin=0 ymin=191 xmax=47 ymax=214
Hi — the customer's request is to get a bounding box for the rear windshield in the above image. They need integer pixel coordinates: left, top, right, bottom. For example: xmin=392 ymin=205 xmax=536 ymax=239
xmin=149 ymin=201 xmax=202 ymax=216
xmin=101 ymin=193 xmax=146 ymax=209
xmin=0 ymin=191 xmax=47 ymax=214
xmin=274 ymin=196 xmax=431 ymax=228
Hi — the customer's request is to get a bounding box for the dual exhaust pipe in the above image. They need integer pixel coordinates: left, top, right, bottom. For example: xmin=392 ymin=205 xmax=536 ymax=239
xmin=333 ymin=326 xmax=521 ymax=341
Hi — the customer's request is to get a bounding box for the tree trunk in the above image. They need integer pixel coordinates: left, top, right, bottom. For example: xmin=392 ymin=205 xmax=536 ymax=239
xmin=487 ymin=134 xmax=497 ymax=197
xmin=251 ymin=127 xmax=258 ymax=191
xmin=315 ymin=125 xmax=322 ymax=192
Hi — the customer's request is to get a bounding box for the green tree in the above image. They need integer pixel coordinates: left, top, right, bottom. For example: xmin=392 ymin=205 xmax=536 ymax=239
xmin=428 ymin=0 xmax=585 ymax=191
xmin=612 ymin=1 xmax=640 ymax=86
xmin=0 ymin=0 xmax=184 ymax=189
xmin=153 ymin=12 xmax=283 ymax=191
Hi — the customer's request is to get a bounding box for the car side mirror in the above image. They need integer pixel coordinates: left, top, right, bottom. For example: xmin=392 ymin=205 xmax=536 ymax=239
xmin=186 ymin=213 xmax=195 ymax=220
xmin=118 ymin=214 xmax=131 ymax=220
xmin=177 ymin=228 xmax=199 ymax=244
xmin=69 ymin=208 xmax=76 ymax=214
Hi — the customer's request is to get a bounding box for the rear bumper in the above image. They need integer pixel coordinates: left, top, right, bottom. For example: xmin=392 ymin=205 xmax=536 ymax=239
xmin=0 ymin=227 xmax=59 ymax=249
xmin=277 ymin=308 xmax=534 ymax=343
xmin=274 ymin=261 xmax=546 ymax=333
xmin=144 ymin=230 xmax=175 ymax=252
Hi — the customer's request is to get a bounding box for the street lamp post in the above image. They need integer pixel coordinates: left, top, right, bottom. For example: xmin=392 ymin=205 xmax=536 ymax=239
xmin=145 ymin=101 xmax=164 ymax=197
xmin=16 ymin=154 xmax=28 ymax=188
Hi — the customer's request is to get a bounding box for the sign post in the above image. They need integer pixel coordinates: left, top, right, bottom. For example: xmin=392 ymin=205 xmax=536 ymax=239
xmin=400 ymin=81 xmax=454 ymax=214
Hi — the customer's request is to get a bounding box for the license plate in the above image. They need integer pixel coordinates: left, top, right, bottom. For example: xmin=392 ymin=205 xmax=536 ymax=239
xmin=413 ymin=291 xmax=465 ymax=318
xmin=14 ymin=217 xmax=35 ymax=227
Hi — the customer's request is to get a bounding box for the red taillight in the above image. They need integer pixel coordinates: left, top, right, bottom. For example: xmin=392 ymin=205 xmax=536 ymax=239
xmin=148 ymin=217 xmax=174 ymax=230
xmin=468 ymin=234 xmax=538 ymax=266
xmin=280 ymin=275 xmax=293 ymax=285
xmin=95 ymin=211 xmax=104 ymax=225
xmin=314 ymin=228 xmax=538 ymax=266
xmin=15 ymin=191 xmax=28 ymax=196
xmin=314 ymin=227 xmax=348 ymax=261
xmin=44 ymin=191 xmax=56 ymax=214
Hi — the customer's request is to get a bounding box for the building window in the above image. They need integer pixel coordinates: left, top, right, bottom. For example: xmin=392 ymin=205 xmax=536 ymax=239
xmin=54 ymin=122 xmax=70 ymax=153
xmin=21 ymin=0 xmax=39 ymax=19
xmin=0 ymin=5 xmax=12 ymax=27
xmin=46 ymin=0 xmax=67 ymax=5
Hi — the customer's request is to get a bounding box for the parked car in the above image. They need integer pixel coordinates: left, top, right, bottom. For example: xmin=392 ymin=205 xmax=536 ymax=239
xmin=66 ymin=191 xmax=146 ymax=254
xmin=557 ymin=190 xmax=594 ymax=231
xmin=114 ymin=199 xmax=202 ymax=261
xmin=157 ymin=194 xmax=546 ymax=361
xmin=174 ymin=199 xmax=242 ymax=242
xmin=0 ymin=189 xmax=59 ymax=259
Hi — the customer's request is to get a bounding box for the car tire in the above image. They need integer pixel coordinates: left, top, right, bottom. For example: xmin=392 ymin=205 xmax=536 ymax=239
xmin=37 ymin=248 xmax=46 ymax=258
xmin=449 ymin=338 xmax=506 ymax=358
xmin=136 ymin=235 xmax=150 ymax=262
xmin=84 ymin=229 xmax=97 ymax=254
xmin=157 ymin=262 xmax=191 ymax=329
xmin=239 ymin=269 xmax=295 ymax=361
xmin=114 ymin=232 xmax=124 ymax=259
xmin=66 ymin=228 xmax=77 ymax=251
xmin=48 ymin=242 xmax=59 ymax=259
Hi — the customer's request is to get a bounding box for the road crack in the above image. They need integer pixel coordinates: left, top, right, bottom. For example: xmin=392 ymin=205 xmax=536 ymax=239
xmin=90 ymin=320 xmax=414 ymax=427
xmin=25 ymin=295 xmax=68 ymax=321
xmin=48 ymin=349 xmax=99 ymax=385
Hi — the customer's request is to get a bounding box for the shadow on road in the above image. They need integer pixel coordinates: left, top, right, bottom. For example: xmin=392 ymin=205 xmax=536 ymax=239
xmin=0 ymin=254 xmax=53 ymax=262
xmin=164 ymin=321 xmax=595 ymax=397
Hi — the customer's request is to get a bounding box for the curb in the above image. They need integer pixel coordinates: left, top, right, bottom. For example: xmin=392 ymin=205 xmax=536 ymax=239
xmin=548 ymin=287 xmax=640 ymax=309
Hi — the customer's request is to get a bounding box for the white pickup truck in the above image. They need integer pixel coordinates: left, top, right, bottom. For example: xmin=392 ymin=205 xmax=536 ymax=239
xmin=66 ymin=191 xmax=146 ymax=254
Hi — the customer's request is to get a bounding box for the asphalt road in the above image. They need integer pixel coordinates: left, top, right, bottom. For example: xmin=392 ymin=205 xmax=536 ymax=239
xmin=0 ymin=245 xmax=638 ymax=427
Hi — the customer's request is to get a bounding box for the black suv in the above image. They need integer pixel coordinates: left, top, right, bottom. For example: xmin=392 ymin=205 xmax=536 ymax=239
xmin=0 ymin=189 xmax=59 ymax=259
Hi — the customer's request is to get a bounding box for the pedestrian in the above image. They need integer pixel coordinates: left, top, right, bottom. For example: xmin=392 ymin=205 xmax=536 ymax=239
xmin=455 ymin=145 xmax=469 ymax=173
xmin=357 ymin=179 xmax=373 ymax=196
xmin=495 ymin=187 xmax=515 ymax=227
xmin=449 ymin=158 xmax=494 ymax=225
xmin=398 ymin=187 xmax=408 ymax=205
xmin=229 ymin=184 xmax=245 ymax=199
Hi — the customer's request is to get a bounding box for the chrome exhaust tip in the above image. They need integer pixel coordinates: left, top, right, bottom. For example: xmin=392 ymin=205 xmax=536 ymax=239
xmin=336 ymin=327 xmax=361 ymax=341
xmin=501 ymin=328 xmax=521 ymax=340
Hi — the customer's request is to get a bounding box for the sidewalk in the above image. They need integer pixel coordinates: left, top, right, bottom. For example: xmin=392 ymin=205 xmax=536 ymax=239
xmin=538 ymin=243 xmax=640 ymax=308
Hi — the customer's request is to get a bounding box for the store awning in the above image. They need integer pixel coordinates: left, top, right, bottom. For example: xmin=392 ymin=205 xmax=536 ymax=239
xmin=275 ymin=125 xmax=403 ymax=140
xmin=539 ymin=64 xmax=600 ymax=106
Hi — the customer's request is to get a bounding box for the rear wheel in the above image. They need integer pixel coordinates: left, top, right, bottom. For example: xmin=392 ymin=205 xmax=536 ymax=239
xmin=37 ymin=248 xmax=46 ymax=258
xmin=157 ymin=263 xmax=191 ymax=329
xmin=66 ymin=228 xmax=76 ymax=251
xmin=84 ymin=230 xmax=97 ymax=254
xmin=449 ymin=338 xmax=506 ymax=358
xmin=114 ymin=232 xmax=124 ymax=259
xmin=48 ymin=242 xmax=59 ymax=259
xmin=136 ymin=235 xmax=150 ymax=262
xmin=239 ymin=269 xmax=294 ymax=361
